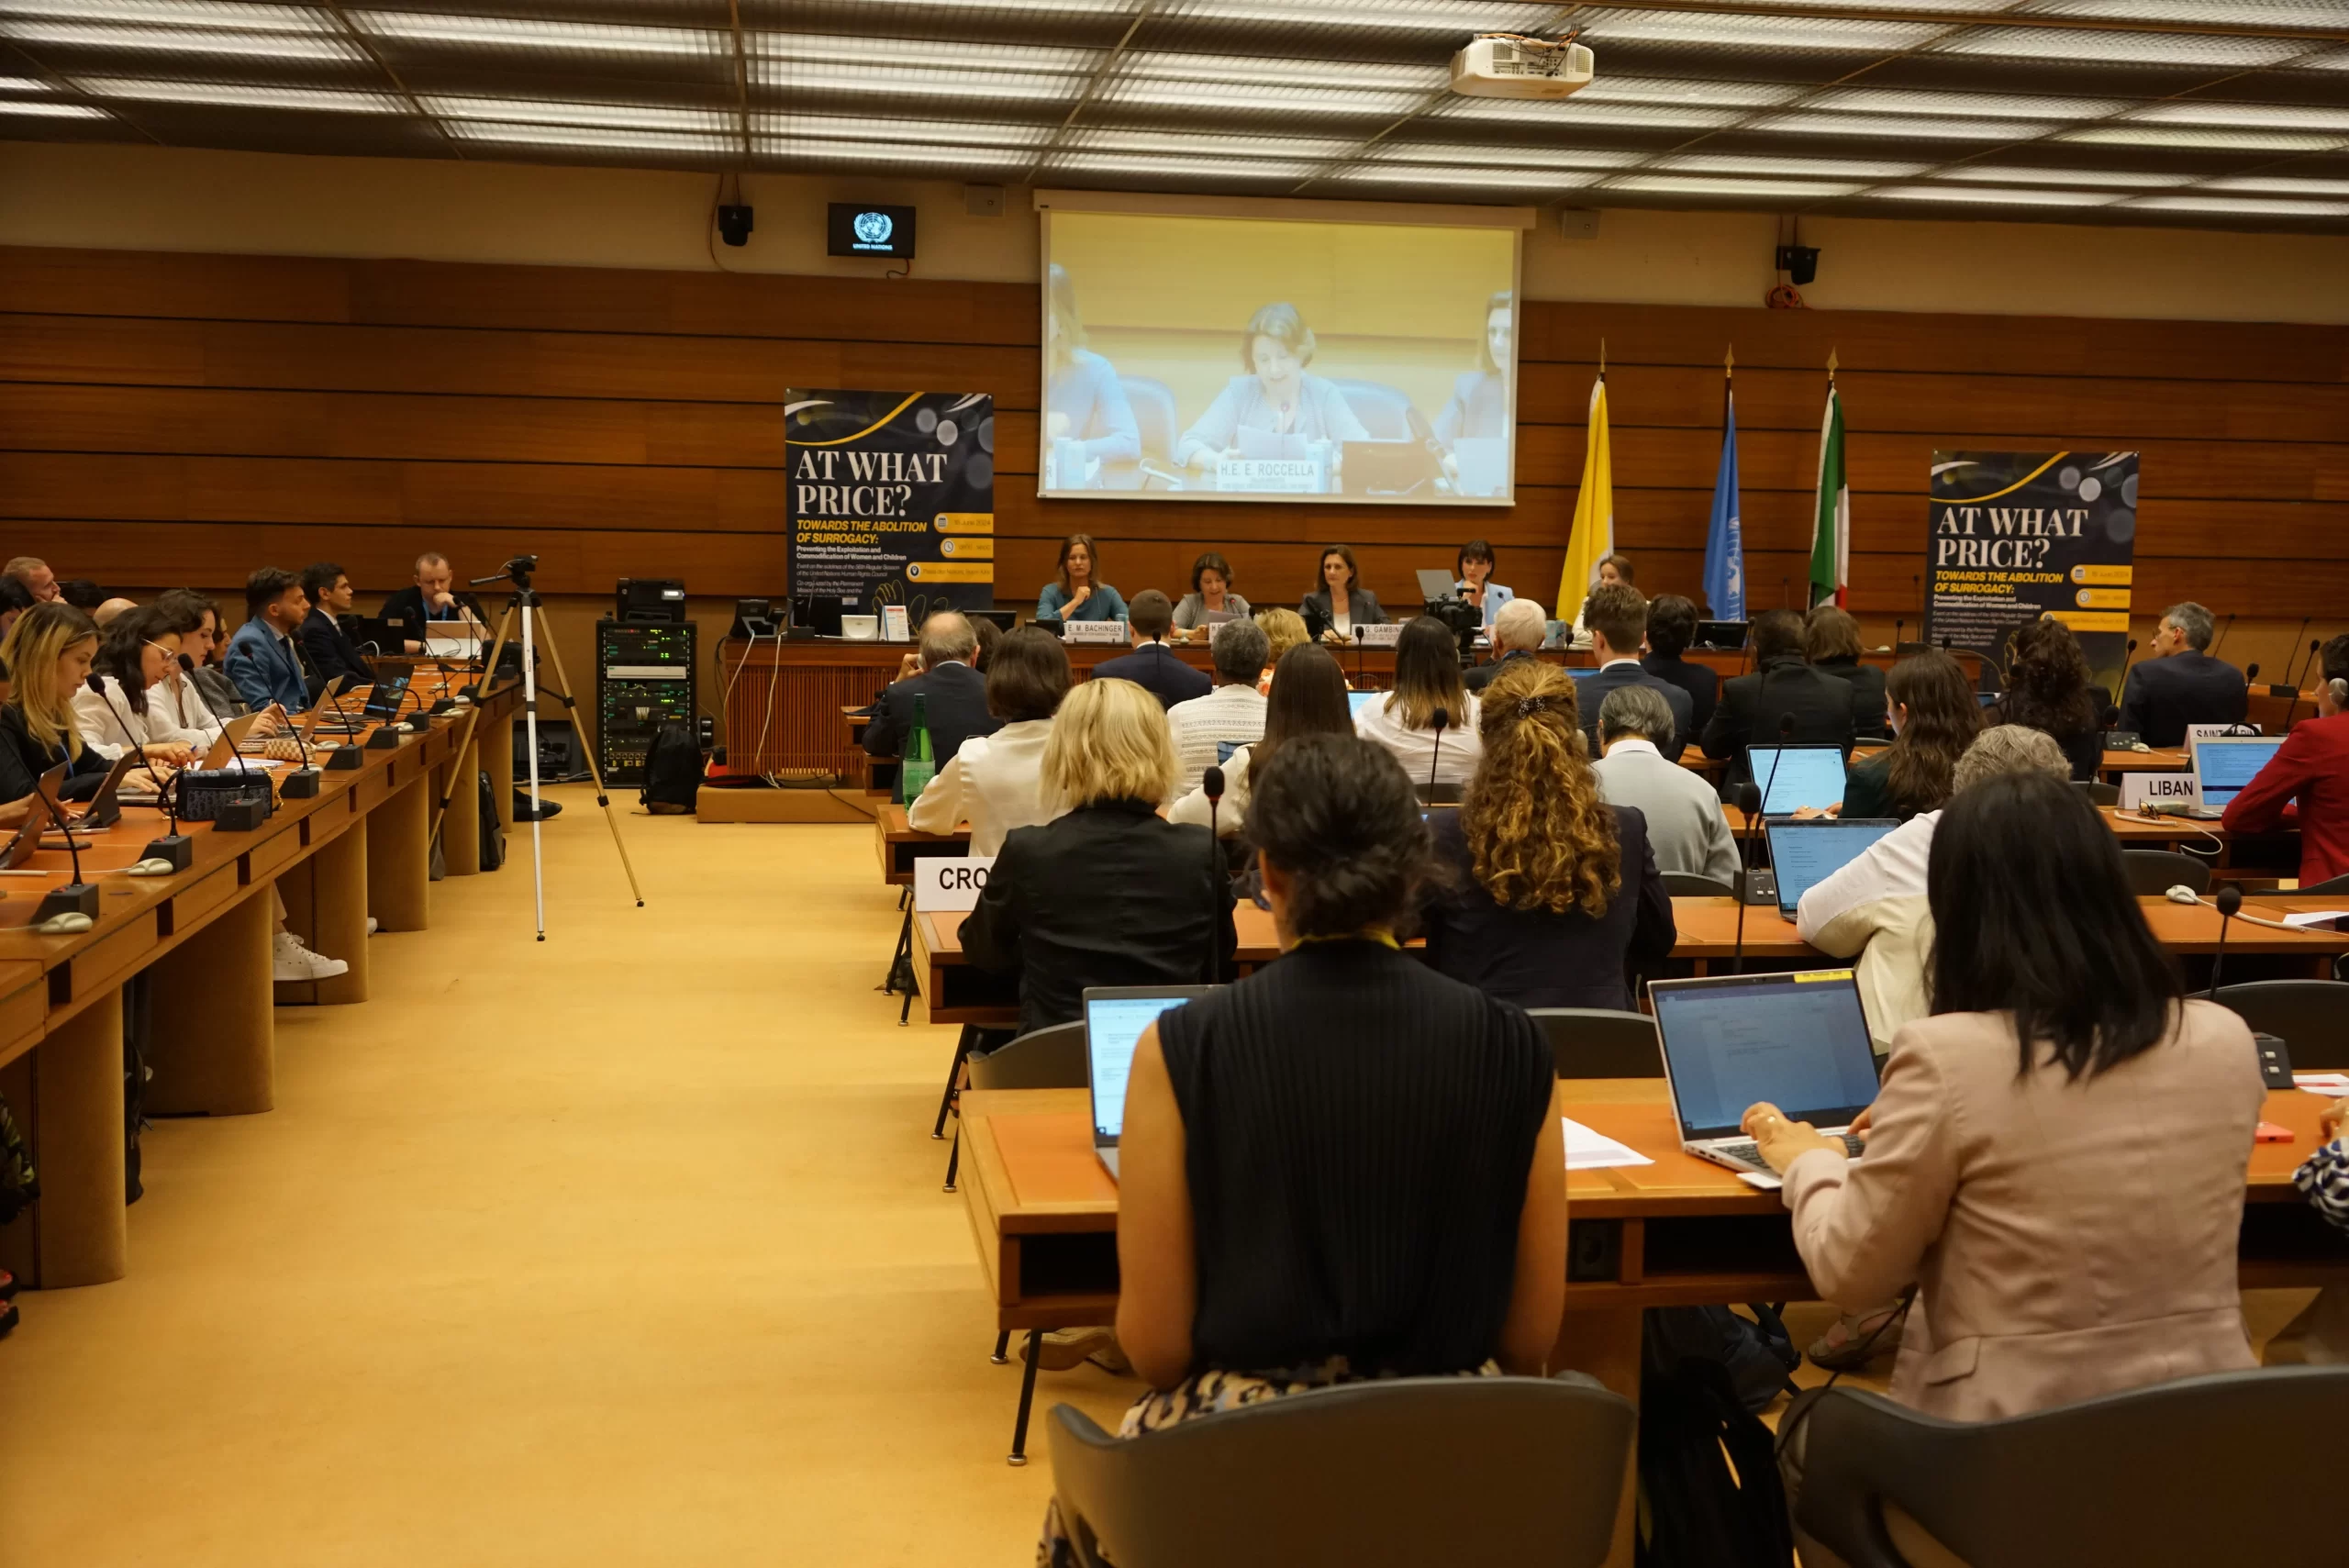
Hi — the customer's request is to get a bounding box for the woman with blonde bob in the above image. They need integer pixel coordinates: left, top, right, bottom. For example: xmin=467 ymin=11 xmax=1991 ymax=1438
xmin=0 ymin=599 xmax=110 ymax=808
xmin=961 ymin=677 xmax=1237 ymax=1036
xmin=1420 ymin=660 xmax=1675 ymax=1010
xmin=1252 ymin=606 xmax=1312 ymax=694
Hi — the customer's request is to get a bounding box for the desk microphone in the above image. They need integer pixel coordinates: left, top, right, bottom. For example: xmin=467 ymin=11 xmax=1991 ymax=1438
xmin=279 ymin=679 xmax=333 ymax=798
xmin=323 ymin=676 xmax=367 ymax=769
xmin=1778 ymin=576 xmax=1789 ymax=610
xmin=2206 ymin=883 xmax=2242 ymax=1000
xmin=1892 ymin=618 xmax=1903 ymax=655
xmin=1426 ymin=706 xmax=1451 ymax=802
xmin=1731 ymin=783 xmax=1762 ymax=975
xmin=86 ymin=676 xmax=195 ymax=868
xmin=1201 ymin=765 xmax=1226 ymax=982
xmin=31 ymin=773 xmax=99 ymax=927
xmin=1353 ymin=621 xmax=1368 ymax=690
xmin=2279 ymin=639 xmax=2323 ymax=730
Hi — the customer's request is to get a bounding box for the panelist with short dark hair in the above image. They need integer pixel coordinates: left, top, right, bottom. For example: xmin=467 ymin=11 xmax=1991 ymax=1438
xmin=960 ymin=678 xmax=1237 ymax=1037
xmin=1641 ymin=592 xmax=1718 ymax=738
xmin=1453 ymin=539 xmax=1514 ymax=630
xmin=1093 ymin=589 xmax=1210 ymax=710
xmin=296 ymin=562 xmax=377 ymax=690
xmin=1423 ymin=660 xmax=1674 ymax=1011
xmin=1464 ymin=597 xmax=1545 ymax=693
xmin=2117 ymin=600 xmax=2248 ymax=747
xmin=1299 ymin=544 xmax=1385 ymax=644
xmin=2223 ymin=633 xmax=2349 ymax=889
xmin=861 ymin=611 xmax=998 ymax=768
xmin=1700 ymin=607 xmax=1857 ymax=785
xmin=1170 ymin=551 xmax=1250 ymax=639
xmin=226 ymin=567 xmax=314 ymax=715
xmin=1034 ymin=532 xmax=1126 ymax=624
xmin=1578 ymin=583 xmax=1692 ymax=764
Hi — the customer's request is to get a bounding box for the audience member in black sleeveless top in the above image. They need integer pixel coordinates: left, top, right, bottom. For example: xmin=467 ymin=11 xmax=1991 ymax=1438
xmin=961 ymin=676 xmax=1236 ymax=1036
xmin=1421 ymin=660 xmax=1675 ymax=1010
xmin=1988 ymin=617 xmax=2106 ymax=783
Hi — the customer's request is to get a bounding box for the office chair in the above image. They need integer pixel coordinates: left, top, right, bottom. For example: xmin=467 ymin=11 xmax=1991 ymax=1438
xmin=943 ymin=1019 xmax=1085 ymax=1191
xmin=1526 ymin=1007 xmax=1664 ymax=1078
xmin=2068 ymin=778 xmax=2121 ymax=806
xmin=1415 ymin=782 xmax=1464 ymax=806
xmin=2121 ymin=848 xmax=2211 ymax=895
xmin=1662 ymin=873 xmax=1736 ymax=897
xmin=2213 ymin=980 xmax=2349 ymax=1070
xmin=1792 ymin=1367 xmax=2349 ymax=1568
xmin=1048 ymin=1374 xmax=1633 ymax=1568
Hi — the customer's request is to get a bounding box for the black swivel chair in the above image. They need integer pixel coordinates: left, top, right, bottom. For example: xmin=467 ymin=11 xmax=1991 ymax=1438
xmin=1792 ymin=1367 xmax=2349 ymax=1568
xmin=2121 ymin=848 xmax=2212 ymax=895
xmin=2214 ymin=980 xmax=2349 ymax=1070
xmin=1049 ymin=1374 xmax=1634 ymax=1568
xmin=944 ymin=1019 xmax=1083 ymax=1190
xmin=1527 ymin=1007 xmax=1664 ymax=1078
xmin=2069 ymin=778 xmax=2121 ymax=806
xmin=1663 ymin=873 xmax=1737 ymax=897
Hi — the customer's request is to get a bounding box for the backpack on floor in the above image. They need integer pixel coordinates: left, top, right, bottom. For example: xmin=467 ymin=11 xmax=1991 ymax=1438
xmin=477 ymin=769 xmax=506 ymax=871
xmin=1636 ymin=1307 xmax=1799 ymax=1568
xmin=639 ymin=722 xmax=704 ymax=816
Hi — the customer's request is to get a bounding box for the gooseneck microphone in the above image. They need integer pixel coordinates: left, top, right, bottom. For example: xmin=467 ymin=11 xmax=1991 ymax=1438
xmin=1426 ymin=706 xmax=1451 ymax=802
xmin=1892 ymin=618 xmax=1903 ymax=655
xmin=1753 ymin=711 xmax=1797 ymax=823
xmin=1353 ymin=620 xmax=1368 ymax=690
xmin=87 ymin=675 xmax=195 ymax=867
xmin=31 ymin=771 xmax=99 ymax=926
xmin=1201 ymin=765 xmax=1225 ymax=981
xmin=2207 ymin=883 xmax=2242 ymax=1000
xmin=2212 ymin=611 xmax=2236 ymax=660
xmin=324 ymin=676 xmax=368 ymax=769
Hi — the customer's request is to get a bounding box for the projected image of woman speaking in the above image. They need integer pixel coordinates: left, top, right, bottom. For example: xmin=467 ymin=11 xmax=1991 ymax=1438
xmin=1174 ymin=302 xmax=1370 ymax=476
xmin=1044 ymin=262 xmax=1140 ymax=488
xmin=1436 ymin=290 xmax=1513 ymax=496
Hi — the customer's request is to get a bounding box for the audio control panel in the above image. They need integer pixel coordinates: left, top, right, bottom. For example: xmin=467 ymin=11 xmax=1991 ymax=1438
xmin=596 ymin=620 xmax=696 ymax=784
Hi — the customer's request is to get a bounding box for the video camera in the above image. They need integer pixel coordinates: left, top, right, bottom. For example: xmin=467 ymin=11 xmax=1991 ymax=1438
xmin=1415 ymin=569 xmax=1481 ymax=665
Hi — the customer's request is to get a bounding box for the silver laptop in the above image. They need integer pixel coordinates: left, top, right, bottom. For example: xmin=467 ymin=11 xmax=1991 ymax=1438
xmin=1649 ymin=969 xmax=1882 ymax=1178
xmin=1085 ymin=985 xmax=1217 ymax=1180
xmin=1742 ymin=744 xmax=1848 ymax=816
xmin=1763 ymin=817 xmax=1899 ymax=923
xmin=200 ymin=709 xmax=264 ymax=771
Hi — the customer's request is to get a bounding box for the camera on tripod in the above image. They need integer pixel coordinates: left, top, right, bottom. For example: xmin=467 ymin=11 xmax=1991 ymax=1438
xmin=1413 ymin=568 xmax=1481 ymax=664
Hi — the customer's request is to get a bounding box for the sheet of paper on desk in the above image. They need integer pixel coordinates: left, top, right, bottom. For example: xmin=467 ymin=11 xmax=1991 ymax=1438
xmin=2281 ymin=910 xmax=2349 ymax=930
xmin=2295 ymin=1073 xmax=2349 ymax=1099
xmin=1562 ymin=1118 xmax=1653 ymax=1171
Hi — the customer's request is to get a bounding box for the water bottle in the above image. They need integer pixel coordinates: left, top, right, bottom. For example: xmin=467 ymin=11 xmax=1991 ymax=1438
xmin=897 ymin=693 xmax=935 ymax=805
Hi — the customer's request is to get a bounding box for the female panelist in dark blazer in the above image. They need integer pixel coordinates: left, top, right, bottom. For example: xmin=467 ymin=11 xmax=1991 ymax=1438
xmin=960 ymin=676 xmax=1236 ymax=1037
xmin=1805 ymin=605 xmax=1888 ymax=740
xmin=1421 ymin=659 xmax=1675 ymax=1012
xmin=1299 ymin=543 xmax=1386 ymax=645
xmin=0 ymin=600 xmax=109 ymax=807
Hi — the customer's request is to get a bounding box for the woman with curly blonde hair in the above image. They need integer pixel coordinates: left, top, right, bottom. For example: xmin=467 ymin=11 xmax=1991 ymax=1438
xmin=1251 ymin=606 xmax=1312 ymax=694
xmin=1419 ymin=659 xmax=1675 ymax=1011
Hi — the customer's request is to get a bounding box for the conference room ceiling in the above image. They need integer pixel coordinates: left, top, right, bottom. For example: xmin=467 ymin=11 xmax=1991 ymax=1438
xmin=5 ymin=1 xmax=2349 ymax=233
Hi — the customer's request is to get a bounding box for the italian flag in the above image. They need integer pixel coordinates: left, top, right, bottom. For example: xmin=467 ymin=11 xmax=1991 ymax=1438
xmin=1809 ymin=381 xmax=1848 ymax=608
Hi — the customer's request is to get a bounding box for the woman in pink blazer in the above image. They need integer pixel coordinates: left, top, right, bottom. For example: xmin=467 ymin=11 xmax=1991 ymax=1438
xmin=1745 ymin=770 xmax=2263 ymax=1423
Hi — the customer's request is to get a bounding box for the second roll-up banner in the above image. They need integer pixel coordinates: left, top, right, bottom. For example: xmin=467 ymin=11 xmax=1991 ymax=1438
xmin=1923 ymin=450 xmax=2140 ymax=690
xmin=785 ymin=389 xmax=996 ymax=621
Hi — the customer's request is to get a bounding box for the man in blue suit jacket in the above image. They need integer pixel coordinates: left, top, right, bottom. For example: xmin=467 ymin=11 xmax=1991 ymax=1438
xmin=1092 ymin=590 xmax=1210 ymax=711
xmin=1577 ymin=584 xmax=1692 ymax=763
xmin=226 ymin=565 xmax=315 ymax=714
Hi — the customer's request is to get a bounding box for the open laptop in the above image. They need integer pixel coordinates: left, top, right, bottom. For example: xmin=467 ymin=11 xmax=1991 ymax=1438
xmin=1764 ymin=817 xmax=1900 ymax=922
xmin=3 ymin=764 xmax=64 ymax=867
xmin=1649 ymin=969 xmax=1882 ymax=1179
xmin=1348 ymin=689 xmax=1380 ymax=721
xmin=2191 ymin=734 xmax=2285 ymax=812
xmin=1742 ymin=744 xmax=1849 ymax=816
xmin=1694 ymin=620 xmax=1748 ymax=652
xmin=1085 ymin=985 xmax=1218 ymax=1180
xmin=61 ymin=752 xmax=144 ymax=833
xmin=199 ymin=710 xmax=265 ymax=771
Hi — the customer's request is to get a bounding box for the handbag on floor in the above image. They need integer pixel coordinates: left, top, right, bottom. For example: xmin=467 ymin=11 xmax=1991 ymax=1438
xmin=0 ymin=1092 xmax=38 ymax=1225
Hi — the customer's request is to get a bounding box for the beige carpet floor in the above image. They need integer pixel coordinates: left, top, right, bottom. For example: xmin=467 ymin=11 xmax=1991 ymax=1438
xmin=0 ymin=787 xmax=2318 ymax=1564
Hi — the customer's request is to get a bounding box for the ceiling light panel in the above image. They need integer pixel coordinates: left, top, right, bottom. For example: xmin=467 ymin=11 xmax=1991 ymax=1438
xmin=1433 ymin=95 xmax=1742 ymax=128
xmin=1805 ymin=87 xmax=2131 ymax=119
xmin=1575 ymin=10 xmax=1943 ymax=50
xmin=1042 ymin=150 xmax=1321 ymax=181
xmin=1061 ymin=127 xmax=1355 ymax=161
xmin=1928 ymin=27 xmax=2310 ymax=66
xmin=2062 ymin=125 xmax=2349 ymax=151
xmin=0 ymin=0 xmax=331 ymax=30
xmin=2125 ymin=194 xmax=2349 ymax=217
xmin=1871 ymin=185 xmax=2123 ymax=206
xmin=755 ymin=112 xmax=1045 ymax=149
xmin=761 ymin=138 xmax=1030 ymax=170
xmin=2128 ymin=102 xmax=2349 ymax=133
xmin=752 ymin=31 xmax=1093 ymax=73
xmin=1654 ymin=153 xmax=1929 ymax=178
xmin=1574 ymin=77 xmax=1805 ymax=109
xmin=0 ymin=76 xmax=55 ymax=90
xmin=1163 ymin=1 xmax=1560 ymax=32
xmin=1330 ymin=164 xmax=1600 ymax=189
xmin=349 ymin=12 xmax=726 ymax=57
xmin=0 ymin=18 xmax=362 ymax=59
xmin=1369 ymin=141 xmax=1641 ymax=170
xmin=1938 ymin=165 xmax=2185 ymax=187
xmin=1608 ymin=174 xmax=1865 ymax=199
xmin=425 ymin=95 xmax=729 ymax=131
xmin=77 ymin=76 xmax=404 ymax=112
xmin=1761 ymin=113 xmax=2054 ymax=139
xmin=2016 ymin=0 xmax=2349 ymax=22
xmin=0 ymin=98 xmax=107 ymax=116
xmin=1097 ymin=50 xmax=1436 ymax=117
xmin=2206 ymin=175 xmax=2349 ymax=195
xmin=442 ymin=119 xmax=735 ymax=153
xmin=753 ymin=60 xmax=1082 ymax=104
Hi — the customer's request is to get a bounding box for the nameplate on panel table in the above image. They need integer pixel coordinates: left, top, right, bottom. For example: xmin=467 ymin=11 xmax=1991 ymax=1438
xmin=2120 ymin=771 xmax=2197 ymax=810
xmin=881 ymin=605 xmax=911 ymax=642
xmin=914 ymin=855 xmax=995 ymax=913
xmin=1353 ymin=623 xmax=1405 ymax=649
xmin=1215 ymin=457 xmax=1327 ymax=495
xmin=1064 ymin=619 xmax=1129 ymax=645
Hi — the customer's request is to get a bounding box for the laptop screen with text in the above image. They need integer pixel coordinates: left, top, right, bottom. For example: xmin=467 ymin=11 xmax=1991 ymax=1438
xmin=2193 ymin=736 xmax=2285 ymax=808
xmin=1743 ymin=746 xmax=1848 ymax=816
xmin=1651 ymin=971 xmax=1880 ymax=1140
xmin=1085 ymin=992 xmax=1209 ymax=1144
xmin=1765 ymin=818 xmax=1900 ymax=918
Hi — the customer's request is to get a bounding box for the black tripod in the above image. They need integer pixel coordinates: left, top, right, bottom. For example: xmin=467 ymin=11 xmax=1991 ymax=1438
xmin=430 ymin=554 xmax=643 ymax=939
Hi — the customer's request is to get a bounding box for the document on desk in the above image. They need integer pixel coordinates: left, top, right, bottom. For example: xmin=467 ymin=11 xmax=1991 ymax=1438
xmin=2295 ymin=1073 xmax=2349 ymax=1099
xmin=2281 ymin=910 xmax=2349 ymax=930
xmin=1562 ymin=1118 xmax=1653 ymax=1171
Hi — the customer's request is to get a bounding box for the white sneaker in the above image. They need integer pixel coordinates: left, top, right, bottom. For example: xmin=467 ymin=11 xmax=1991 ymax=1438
xmin=366 ymin=917 xmax=379 ymax=936
xmin=273 ymin=931 xmax=350 ymax=982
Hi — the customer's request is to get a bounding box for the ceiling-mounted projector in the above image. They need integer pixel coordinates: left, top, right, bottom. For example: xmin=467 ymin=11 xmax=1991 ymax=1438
xmin=1450 ymin=33 xmax=1595 ymax=100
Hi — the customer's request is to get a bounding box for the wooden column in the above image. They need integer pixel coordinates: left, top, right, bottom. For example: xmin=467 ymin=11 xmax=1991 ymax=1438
xmin=437 ymin=733 xmax=482 ymax=879
xmin=485 ymin=708 xmax=516 ymax=833
xmin=276 ymin=824 xmax=370 ymax=1006
xmin=146 ymin=884 xmax=274 ymax=1116
xmin=368 ymin=775 xmax=430 ymax=930
xmin=28 ymin=989 xmax=128 ymax=1288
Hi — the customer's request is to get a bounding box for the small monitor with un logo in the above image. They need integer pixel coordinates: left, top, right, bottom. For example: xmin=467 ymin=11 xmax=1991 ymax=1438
xmin=828 ymin=203 xmax=918 ymax=259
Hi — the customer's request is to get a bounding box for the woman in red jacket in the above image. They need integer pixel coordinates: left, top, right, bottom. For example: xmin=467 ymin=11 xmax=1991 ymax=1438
xmin=2222 ymin=635 xmax=2349 ymax=888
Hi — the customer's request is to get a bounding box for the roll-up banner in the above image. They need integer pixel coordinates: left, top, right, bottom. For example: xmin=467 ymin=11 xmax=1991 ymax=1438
xmin=1924 ymin=450 xmax=2138 ymax=691
xmin=786 ymin=390 xmax=996 ymax=620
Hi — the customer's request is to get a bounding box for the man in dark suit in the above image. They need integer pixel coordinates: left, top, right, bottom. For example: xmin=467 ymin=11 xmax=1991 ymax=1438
xmin=2118 ymin=601 xmax=2249 ymax=748
xmin=296 ymin=561 xmax=376 ymax=691
xmin=1700 ymin=606 xmax=1857 ymax=786
xmin=1641 ymin=593 xmax=1719 ymax=739
xmin=1577 ymin=584 xmax=1692 ymax=763
xmin=1093 ymin=590 xmax=1209 ymax=710
xmin=1465 ymin=597 xmax=1546 ymax=692
xmin=862 ymin=611 xmax=999 ymax=768
xmin=379 ymin=550 xmax=489 ymax=653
